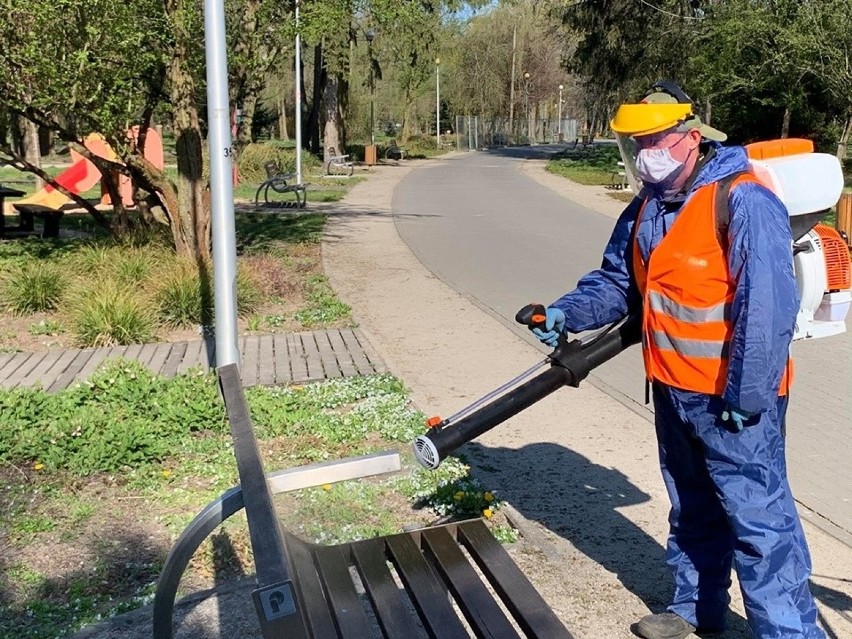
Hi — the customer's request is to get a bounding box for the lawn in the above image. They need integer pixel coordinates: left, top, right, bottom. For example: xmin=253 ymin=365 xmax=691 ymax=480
xmin=0 ymin=364 xmax=514 ymax=638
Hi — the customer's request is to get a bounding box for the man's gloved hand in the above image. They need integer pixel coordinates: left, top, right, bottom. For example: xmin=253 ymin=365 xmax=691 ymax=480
xmin=721 ymin=407 xmax=755 ymax=432
xmin=530 ymin=307 xmax=566 ymax=348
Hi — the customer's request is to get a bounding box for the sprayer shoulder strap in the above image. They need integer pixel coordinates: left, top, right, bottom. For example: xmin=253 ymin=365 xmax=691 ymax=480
xmin=714 ymin=170 xmax=751 ymax=249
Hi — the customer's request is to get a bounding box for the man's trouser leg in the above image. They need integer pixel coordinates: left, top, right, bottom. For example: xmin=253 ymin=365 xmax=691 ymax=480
xmin=660 ymin=385 xmax=825 ymax=638
xmin=653 ymin=384 xmax=733 ymax=631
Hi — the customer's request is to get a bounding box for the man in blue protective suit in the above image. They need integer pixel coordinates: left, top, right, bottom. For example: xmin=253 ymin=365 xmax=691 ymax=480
xmin=529 ymin=82 xmax=824 ymax=639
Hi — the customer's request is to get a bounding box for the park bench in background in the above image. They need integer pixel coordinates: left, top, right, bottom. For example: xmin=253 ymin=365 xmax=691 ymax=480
xmin=324 ymin=146 xmax=354 ymax=177
xmin=610 ymin=161 xmax=629 ymax=191
xmin=153 ymin=363 xmax=574 ymax=639
xmin=255 ymin=160 xmax=307 ymax=209
xmin=385 ymin=139 xmax=406 ymax=161
xmin=12 ymin=203 xmax=66 ymax=238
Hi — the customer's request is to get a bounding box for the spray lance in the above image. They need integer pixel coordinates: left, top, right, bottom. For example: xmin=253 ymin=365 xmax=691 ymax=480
xmin=412 ymin=305 xmax=642 ymax=469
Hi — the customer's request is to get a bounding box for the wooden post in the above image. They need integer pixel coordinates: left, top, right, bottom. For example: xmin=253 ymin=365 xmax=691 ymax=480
xmin=837 ymin=192 xmax=852 ymax=248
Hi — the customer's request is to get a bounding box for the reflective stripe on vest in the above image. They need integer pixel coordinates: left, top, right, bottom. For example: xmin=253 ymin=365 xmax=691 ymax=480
xmin=647 ymin=291 xmax=731 ymax=324
xmin=651 ymin=331 xmax=730 ymax=359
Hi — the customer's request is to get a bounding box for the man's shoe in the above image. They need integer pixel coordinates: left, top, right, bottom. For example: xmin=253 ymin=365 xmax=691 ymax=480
xmin=634 ymin=612 xmax=697 ymax=639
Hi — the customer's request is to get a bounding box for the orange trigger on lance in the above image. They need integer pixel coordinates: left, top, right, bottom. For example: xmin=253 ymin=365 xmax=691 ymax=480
xmin=426 ymin=416 xmax=442 ymax=428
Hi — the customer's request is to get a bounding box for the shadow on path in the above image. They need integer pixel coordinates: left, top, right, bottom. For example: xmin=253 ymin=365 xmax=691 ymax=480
xmin=463 ymin=440 xmax=754 ymax=636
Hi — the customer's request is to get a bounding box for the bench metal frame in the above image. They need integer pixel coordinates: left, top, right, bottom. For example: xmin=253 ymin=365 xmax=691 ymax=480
xmin=254 ymin=161 xmax=307 ymax=209
xmin=152 ymin=364 xmax=573 ymax=638
xmin=324 ymin=147 xmax=355 ymax=177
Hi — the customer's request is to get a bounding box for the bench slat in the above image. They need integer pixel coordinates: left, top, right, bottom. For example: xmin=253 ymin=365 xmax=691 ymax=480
xmin=351 ymin=538 xmax=416 ymax=637
xmin=314 ymin=544 xmax=376 ymax=638
xmin=283 ymin=534 xmax=340 ymax=639
xmin=458 ymin=521 xmax=573 ymax=639
xmin=386 ymin=534 xmax=469 ymax=639
xmin=422 ymin=526 xmax=521 ymax=639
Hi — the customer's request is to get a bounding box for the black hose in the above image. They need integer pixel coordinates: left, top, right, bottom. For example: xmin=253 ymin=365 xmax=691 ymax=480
xmin=413 ymin=315 xmax=642 ymax=469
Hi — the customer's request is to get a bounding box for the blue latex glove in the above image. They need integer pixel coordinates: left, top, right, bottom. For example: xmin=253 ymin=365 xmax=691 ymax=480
xmin=721 ymin=407 xmax=755 ymax=432
xmin=530 ymin=307 xmax=566 ymax=348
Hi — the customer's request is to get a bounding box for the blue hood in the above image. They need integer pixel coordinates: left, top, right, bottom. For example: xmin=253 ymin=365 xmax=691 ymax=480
xmin=690 ymin=143 xmax=750 ymax=192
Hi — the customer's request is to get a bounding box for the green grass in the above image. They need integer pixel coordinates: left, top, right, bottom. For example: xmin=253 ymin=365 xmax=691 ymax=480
xmin=0 ymin=364 xmax=514 ymax=638
xmin=546 ymin=145 xmax=624 ymax=187
xmin=294 ymin=274 xmax=351 ymax=326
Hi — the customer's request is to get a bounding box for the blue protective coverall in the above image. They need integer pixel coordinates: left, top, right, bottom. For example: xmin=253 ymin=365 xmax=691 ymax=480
xmin=551 ymin=144 xmax=824 ymax=638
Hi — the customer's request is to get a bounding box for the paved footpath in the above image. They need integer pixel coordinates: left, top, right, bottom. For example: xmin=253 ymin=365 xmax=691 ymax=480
xmin=393 ymin=146 xmax=852 ymax=545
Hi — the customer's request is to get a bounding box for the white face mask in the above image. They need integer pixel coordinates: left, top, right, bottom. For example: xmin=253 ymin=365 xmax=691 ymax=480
xmin=635 ymin=147 xmax=685 ymax=184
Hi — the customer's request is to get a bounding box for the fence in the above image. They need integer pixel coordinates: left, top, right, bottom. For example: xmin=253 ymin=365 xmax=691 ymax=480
xmin=451 ymin=115 xmax=578 ymax=150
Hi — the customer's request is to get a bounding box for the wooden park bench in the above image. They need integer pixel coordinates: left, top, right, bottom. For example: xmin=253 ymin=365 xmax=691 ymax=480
xmin=152 ymin=364 xmax=574 ymax=639
xmin=254 ymin=160 xmax=307 ymax=209
xmin=324 ymin=146 xmax=355 ymax=177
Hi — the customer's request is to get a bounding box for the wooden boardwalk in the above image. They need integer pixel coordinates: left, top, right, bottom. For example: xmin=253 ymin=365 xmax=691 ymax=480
xmin=0 ymin=328 xmax=386 ymax=393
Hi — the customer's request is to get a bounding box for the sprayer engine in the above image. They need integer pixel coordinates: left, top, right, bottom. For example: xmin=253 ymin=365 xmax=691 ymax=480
xmin=793 ymin=224 xmax=851 ymax=340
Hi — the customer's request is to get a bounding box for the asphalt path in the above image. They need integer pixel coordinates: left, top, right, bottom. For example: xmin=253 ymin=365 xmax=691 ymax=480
xmin=393 ymin=146 xmax=852 ymax=544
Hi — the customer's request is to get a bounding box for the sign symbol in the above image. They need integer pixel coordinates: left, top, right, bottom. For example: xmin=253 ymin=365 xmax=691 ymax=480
xmin=255 ymin=581 xmax=297 ymax=621
xmin=268 ymin=590 xmax=286 ymax=614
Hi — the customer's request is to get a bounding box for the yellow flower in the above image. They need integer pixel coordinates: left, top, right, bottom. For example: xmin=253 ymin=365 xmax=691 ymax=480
xmin=453 ymin=491 xmax=465 ymax=501
xmin=322 ymin=484 xmax=332 ymax=491
xmin=33 ymin=462 xmax=44 ymax=471
xmin=482 ymin=508 xmax=493 ymax=519
xmin=162 ymin=469 xmax=171 ymax=479
xmin=484 ymin=492 xmax=494 ymax=502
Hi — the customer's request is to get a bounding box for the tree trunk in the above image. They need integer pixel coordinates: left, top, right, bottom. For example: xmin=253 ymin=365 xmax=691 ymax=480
xmin=167 ymin=46 xmax=209 ymax=261
xmin=237 ymin=90 xmax=259 ymax=146
xmin=705 ymin=98 xmax=712 ymax=126
xmin=19 ymin=116 xmax=43 ymax=190
xmin=837 ymin=113 xmax=851 ymax=160
xmin=323 ymin=74 xmax=342 ymax=161
xmin=781 ymin=106 xmax=791 ymax=138
xmin=277 ymin=90 xmax=289 ymax=140
xmin=308 ymin=44 xmax=324 ymax=154
xmin=508 ymin=25 xmax=517 ymax=141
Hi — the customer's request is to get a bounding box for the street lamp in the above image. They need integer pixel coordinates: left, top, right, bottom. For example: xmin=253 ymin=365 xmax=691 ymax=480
xmin=435 ymin=57 xmax=441 ymax=150
xmin=366 ymin=29 xmax=376 ymax=146
xmin=557 ymin=84 xmax=564 ymax=142
xmin=523 ymin=72 xmax=531 ymax=143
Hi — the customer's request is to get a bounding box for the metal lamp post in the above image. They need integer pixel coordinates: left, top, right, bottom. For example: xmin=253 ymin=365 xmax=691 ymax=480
xmin=523 ymin=72 xmax=531 ymax=143
xmin=366 ymin=29 xmax=376 ymax=146
xmin=435 ymin=57 xmax=441 ymax=150
xmin=203 ymin=0 xmax=238 ymax=366
xmin=557 ymin=84 xmax=564 ymax=142
xmin=295 ymin=0 xmax=302 ymax=185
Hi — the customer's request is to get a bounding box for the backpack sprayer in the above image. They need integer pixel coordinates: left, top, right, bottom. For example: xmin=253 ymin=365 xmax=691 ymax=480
xmin=412 ymin=139 xmax=851 ymax=471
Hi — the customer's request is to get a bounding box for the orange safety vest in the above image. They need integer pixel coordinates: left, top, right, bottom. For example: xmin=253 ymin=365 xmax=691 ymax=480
xmin=632 ymin=175 xmax=793 ymax=396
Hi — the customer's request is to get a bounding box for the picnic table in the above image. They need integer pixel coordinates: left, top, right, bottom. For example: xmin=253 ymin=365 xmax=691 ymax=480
xmin=0 ymin=185 xmax=26 ymax=238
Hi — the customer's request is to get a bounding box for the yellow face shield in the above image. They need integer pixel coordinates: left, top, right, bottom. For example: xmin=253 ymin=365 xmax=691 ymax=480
xmin=610 ymin=103 xmax=693 ymax=137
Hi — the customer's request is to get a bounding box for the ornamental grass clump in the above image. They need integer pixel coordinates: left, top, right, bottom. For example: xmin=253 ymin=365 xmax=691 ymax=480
xmin=154 ymin=258 xmax=262 ymax=328
xmin=2 ymin=262 xmax=65 ymax=314
xmin=71 ymin=280 xmax=156 ymax=347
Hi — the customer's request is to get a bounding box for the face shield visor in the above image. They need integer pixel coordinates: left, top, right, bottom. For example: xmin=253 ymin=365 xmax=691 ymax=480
xmin=615 ymin=127 xmax=690 ymax=195
xmin=610 ymin=102 xmax=694 ymax=195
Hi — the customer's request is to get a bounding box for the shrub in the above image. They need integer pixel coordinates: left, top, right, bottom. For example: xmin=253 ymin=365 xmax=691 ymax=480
xmin=236 ymin=142 xmax=320 ymax=183
xmin=155 ymin=258 xmax=262 ymax=327
xmin=115 ymin=248 xmax=156 ymax=285
xmin=71 ymin=280 xmax=156 ymax=347
xmin=154 ymin=258 xmax=208 ymax=327
xmin=2 ymin=262 xmax=65 ymax=314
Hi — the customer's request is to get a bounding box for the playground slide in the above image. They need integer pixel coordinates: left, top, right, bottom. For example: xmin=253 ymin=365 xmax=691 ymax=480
xmin=8 ymin=127 xmax=164 ymax=213
xmin=12 ymin=133 xmax=114 ymax=211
